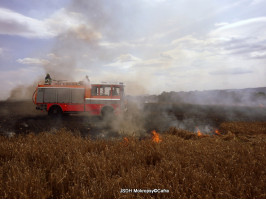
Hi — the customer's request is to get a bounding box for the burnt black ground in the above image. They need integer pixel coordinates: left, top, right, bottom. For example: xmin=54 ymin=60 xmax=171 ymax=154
xmin=0 ymin=101 xmax=266 ymax=138
xmin=0 ymin=101 xmax=110 ymax=138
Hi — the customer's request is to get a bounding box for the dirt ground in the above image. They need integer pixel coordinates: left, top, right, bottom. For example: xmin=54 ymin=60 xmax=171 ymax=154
xmin=0 ymin=100 xmax=266 ymax=138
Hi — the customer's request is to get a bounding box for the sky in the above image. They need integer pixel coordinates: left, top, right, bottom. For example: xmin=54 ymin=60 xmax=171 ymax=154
xmin=0 ymin=0 xmax=266 ymax=100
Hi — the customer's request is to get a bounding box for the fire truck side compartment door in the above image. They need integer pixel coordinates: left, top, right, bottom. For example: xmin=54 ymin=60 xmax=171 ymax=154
xmin=44 ymin=88 xmax=57 ymax=103
xmin=36 ymin=88 xmax=44 ymax=103
xmin=71 ymin=88 xmax=85 ymax=104
xmin=57 ymin=88 xmax=71 ymax=103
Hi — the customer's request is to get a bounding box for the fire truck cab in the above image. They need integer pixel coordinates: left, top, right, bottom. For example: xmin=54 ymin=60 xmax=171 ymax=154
xmin=33 ymin=80 xmax=125 ymax=117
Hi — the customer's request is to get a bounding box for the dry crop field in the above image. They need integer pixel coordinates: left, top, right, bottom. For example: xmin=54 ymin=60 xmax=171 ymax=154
xmin=0 ymin=101 xmax=265 ymax=198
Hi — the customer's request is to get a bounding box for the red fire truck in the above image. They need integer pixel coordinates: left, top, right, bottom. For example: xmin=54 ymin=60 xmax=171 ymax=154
xmin=32 ymin=79 xmax=125 ymax=118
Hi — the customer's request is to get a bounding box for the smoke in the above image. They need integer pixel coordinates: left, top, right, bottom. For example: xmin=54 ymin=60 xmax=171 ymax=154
xmin=6 ymin=1 xmax=117 ymax=100
xmin=40 ymin=0 xmax=117 ymax=80
xmin=157 ymin=88 xmax=266 ymax=107
xmin=42 ymin=15 xmax=102 ymax=80
xmin=3 ymin=1 xmax=266 ymax=138
xmin=39 ymin=0 xmax=153 ymax=94
xmin=7 ymin=79 xmax=43 ymax=101
xmin=110 ymin=100 xmax=147 ymax=137
xmin=7 ymin=85 xmax=33 ymax=101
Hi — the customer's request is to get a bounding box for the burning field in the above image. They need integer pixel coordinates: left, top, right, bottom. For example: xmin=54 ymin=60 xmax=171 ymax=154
xmin=0 ymin=100 xmax=266 ymax=198
xmin=2 ymin=0 xmax=266 ymax=198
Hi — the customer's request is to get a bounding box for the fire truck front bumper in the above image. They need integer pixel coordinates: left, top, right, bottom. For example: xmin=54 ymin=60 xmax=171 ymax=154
xmin=36 ymin=104 xmax=47 ymax=111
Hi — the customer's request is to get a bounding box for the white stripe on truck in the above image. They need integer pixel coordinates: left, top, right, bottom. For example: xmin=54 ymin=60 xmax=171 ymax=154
xmin=85 ymin=98 xmax=120 ymax=100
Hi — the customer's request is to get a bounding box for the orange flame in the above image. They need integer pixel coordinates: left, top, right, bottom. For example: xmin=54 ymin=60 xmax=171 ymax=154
xmin=215 ymin=129 xmax=221 ymax=135
xmin=196 ymin=127 xmax=203 ymax=137
xmin=151 ymin=130 xmax=162 ymax=143
xmin=124 ymin=137 xmax=129 ymax=143
xmin=121 ymin=137 xmax=129 ymax=146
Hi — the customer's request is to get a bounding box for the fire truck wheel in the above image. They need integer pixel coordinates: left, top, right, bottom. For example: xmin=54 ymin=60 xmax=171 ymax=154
xmin=101 ymin=106 xmax=114 ymax=121
xmin=48 ymin=105 xmax=62 ymax=117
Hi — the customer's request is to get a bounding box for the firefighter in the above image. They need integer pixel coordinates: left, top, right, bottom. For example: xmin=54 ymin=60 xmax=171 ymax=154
xmin=84 ymin=75 xmax=91 ymax=87
xmin=45 ymin=73 xmax=52 ymax=85
xmin=85 ymin=75 xmax=90 ymax=83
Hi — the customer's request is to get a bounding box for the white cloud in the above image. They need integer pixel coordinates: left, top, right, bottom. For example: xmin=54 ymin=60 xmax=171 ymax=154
xmin=17 ymin=57 xmax=49 ymax=65
xmin=251 ymin=0 xmax=266 ymax=5
xmin=209 ymin=68 xmax=253 ymax=75
xmin=0 ymin=7 xmax=54 ymax=38
xmin=171 ymin=35 xmax=215 ymax=50
xmin=214 ymin=22 xmax=229 ymax=27
xmin=208 ymin=17 xmax=266 ymax=58
xmin=99 ymin=41 xmax=137 ymax=49
xmin=115 ymin=54 xmax=141 ymax=63
xmin=209 ymin=17 xmax=266 ymax=40
xmin=0 ymin=7 xmax=101 ymax=40
xmin=137 ymin=15 xmax=266 ymax=92
xmin=167 ymin=17 xmax=266 ymax=62
xmin=250 ymin=51 xmax=266 ymax=59
xmin=107 ymin=54 xmax=141 ymax=69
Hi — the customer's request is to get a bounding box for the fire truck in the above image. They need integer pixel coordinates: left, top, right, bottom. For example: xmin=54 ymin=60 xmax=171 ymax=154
xmin=32 ymin=79 xmax=125 ymax=118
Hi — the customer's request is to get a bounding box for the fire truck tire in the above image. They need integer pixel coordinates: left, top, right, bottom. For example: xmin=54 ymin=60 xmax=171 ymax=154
xmin=48 ymin=105 xmax=62 ymax=117
xmin=101 ymin=106 xmax=114 ymax=120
